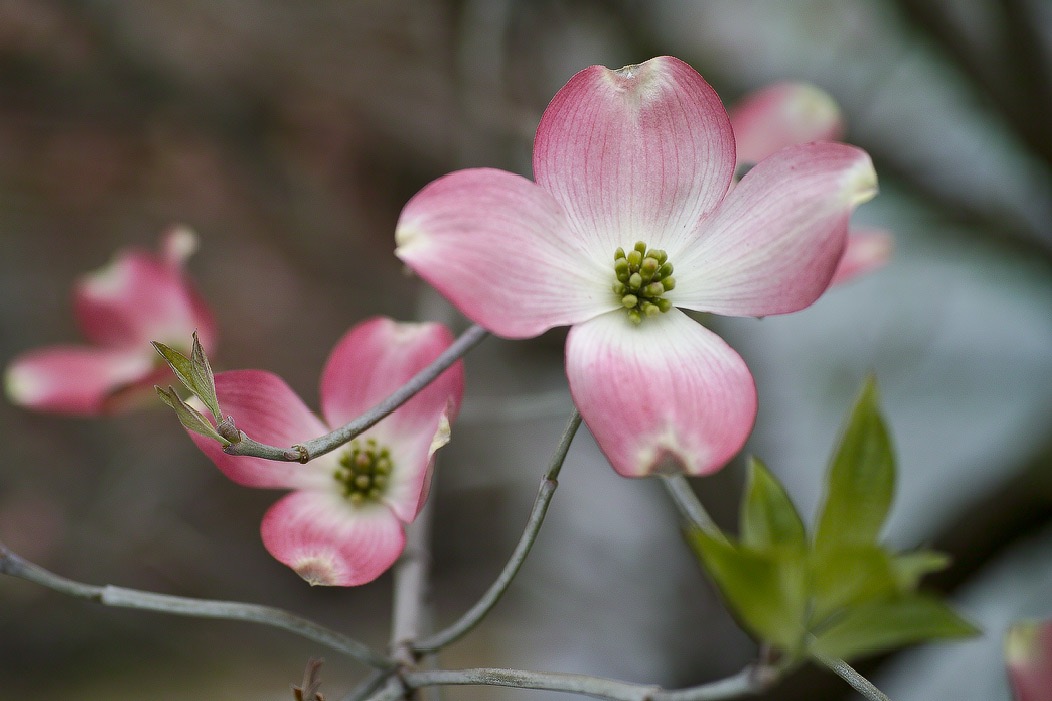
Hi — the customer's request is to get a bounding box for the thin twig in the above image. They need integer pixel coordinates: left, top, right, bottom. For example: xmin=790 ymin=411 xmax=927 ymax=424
xmin=402 ymin=666 xmax=761 ymax=701
xmin=413 ymin=408 xmax=582 ymax=653
xmin=809 ymin=648 xmax=892 ymax=701
xmin=339 ymin=669 xmax=398 ymax=701
xmin=660 ymin=475 xmax=728 ymax=543
xmin=223 ymin=324 xmax=489 ymax=463
xmin=0 ymin=543 xmax=394 ymax=670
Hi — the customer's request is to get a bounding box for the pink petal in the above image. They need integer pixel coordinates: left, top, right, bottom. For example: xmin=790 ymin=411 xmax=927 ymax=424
xmin=1006 ymin=620 xmax=1052 ymax=701
xmin=320 ymin=317 xmax=464 ymax=522
xmin=730 ymin=82 xmax=845 ymax=165
xmin=74 ymin=240 xmax=215 ymax=351
xmin=189 ymin=370 xmax=333 ymax=490
xmin=533 ymin=56 xmax=736 ymax=256
xmin=566 ymin=310 xmax=756 ymax=478
xmin=674 ymin=142 xmax=878 ymax=317
xmin=830 ymin=227 xmax=894 ymax=286
xmin=396 ymin=168 xmax=614 ymax=338
xmin=260 ymin=490 xmax=405 ymax=586
xmin=4 ymin=345 xmax=154 ymax=415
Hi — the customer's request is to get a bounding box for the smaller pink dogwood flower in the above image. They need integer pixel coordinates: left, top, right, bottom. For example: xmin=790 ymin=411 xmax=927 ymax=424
xmin=730 ymin=81 xmax=893 ymax=286
xmin=189 ymin=317 xmax=464 ymax=587
xmin=1006 ymin=619 xmax=1052 ymax=701
xmin=396 ymin=57 xmax=877 ymax=479
xmin=4 ymin=227 xmax=216 ymax=415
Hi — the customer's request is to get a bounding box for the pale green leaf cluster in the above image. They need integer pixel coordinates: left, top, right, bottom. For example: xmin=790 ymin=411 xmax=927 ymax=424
xmin=690 ymin=378 xmax=977 ymax=665
xmin=153 ymin=333 xmax=232 ymax=447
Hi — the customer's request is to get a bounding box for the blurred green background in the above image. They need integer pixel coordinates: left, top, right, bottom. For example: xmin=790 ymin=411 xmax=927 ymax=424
xmin=1 ymin=1 xmax=1050 ymax=699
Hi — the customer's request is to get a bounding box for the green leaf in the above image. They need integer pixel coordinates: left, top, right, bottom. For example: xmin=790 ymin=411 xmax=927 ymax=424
xmin=814 ymin=377 xmax=895 ymax=552
xmin=809 ymin=595 xmax=979 ymax=661
xmin=810 ymin=545 xmax=898 ymax=624
xmin=891 ymin=550 xmax=952 ymax=591
xmin=155 ymin=385 xmax=230 ymax=446
xmin=741 ymin=457 xmax=807 ymax=552
xmin=152 ymin=341 xmax=196 ymax=394
xmin=189 ymin=331 xmax=222 ymax=423
xmin=690 ymin=529 xmax=808 ymax=652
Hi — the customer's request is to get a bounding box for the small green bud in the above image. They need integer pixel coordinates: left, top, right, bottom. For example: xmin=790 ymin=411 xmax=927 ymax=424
xmin=658 ymin=262 xmax=673 ymax=278
xmin=627 ymin=309 xmax=642 ymax=325
xmin=614 ymin=247 xmax=626 ymax=261
xmin=662 ymin=276 xmax=676 ymax=291
xmin=644 ymin=282 xmax=664 ymax=297
xmin=627 ymin=250 xmax=642 ymax=268
xmin=612 ymin=282 xmax=626 ymax=296
xmin=628 ymin=272 xmax=643 ymax=289
xmin=634 ymin=241 xmax=648 ymax=254
xmin=614 ymin=258 xmax=629 ymax=277
xmin=656 ymin=298 xmax=673 ymax=313
xmin=651 ymin=249 xmax=668 ymax=264
xmin=621 ymin=294 xmax=638 ymax=309
xmin=640 ymin=258 xmax=660 ymax=277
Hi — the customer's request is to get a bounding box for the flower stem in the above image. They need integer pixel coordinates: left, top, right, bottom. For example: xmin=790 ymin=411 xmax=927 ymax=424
xmin=413 ymin=407 xmax=582 ymax=653
xmin=224 ymin=324 xmax=489 ymax=463
xmin=661 ymin=474 xmax=728 ymax=542
xmin=390 ymin=495 xmax=435 ymax=666
xmin=0 ymin=542 xmax=394 ymax=670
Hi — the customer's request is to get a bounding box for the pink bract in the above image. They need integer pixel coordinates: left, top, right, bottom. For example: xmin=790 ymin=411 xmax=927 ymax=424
xmin=730 ymin=81 xmax=892 ymax=286
xmin=4 ymin=227 xmax=216 ymax=415
xmin=396 ymin=56 xmax=877 ymax=478
xmin=189 ymin=317 xmax=464 ymax=587
xmin=1007 ymin=619 xmax=1052 ymax=701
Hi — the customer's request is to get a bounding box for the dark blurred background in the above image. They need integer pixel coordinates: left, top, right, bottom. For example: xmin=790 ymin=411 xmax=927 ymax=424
xmin=1 ymin=1 xmax=1050 ymax=699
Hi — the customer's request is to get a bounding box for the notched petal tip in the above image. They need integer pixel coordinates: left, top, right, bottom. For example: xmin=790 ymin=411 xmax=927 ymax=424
xmin=293 ymin=556 xmax=344 ymax=587
xmin=161 ymin=225 xmax=200 ymax=269
xmin=844 ymin=152 xmax=879 ymax=206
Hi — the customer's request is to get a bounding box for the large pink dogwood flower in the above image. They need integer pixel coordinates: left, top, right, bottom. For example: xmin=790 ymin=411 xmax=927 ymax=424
xmin=189 ymin=317 xmax=464 ymax=586
xmin=729 ymin=81 xmax=893 ymax=286
xmin=4 ymin=227 xmax=216 ymax=415
xmin=395 ymin=57 xmax=877 ymax=478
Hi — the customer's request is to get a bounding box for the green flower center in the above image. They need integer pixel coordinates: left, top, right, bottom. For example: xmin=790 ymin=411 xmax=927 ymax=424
xmin=612 ymin=241 xmax=676 ymax=325
xmin=334 ymin=438 xmax=393 ymax=505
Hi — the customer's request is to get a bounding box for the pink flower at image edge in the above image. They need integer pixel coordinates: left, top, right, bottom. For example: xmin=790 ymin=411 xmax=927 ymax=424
xmin=395 ymin=56 xmax=877 ymax=478
xmin=189 ymin=317 xmax=464 ymax=587
xmin=4 ymin=227 xmax=216 ymax=415
xmin=1007 ymin=620 xmax=1052 ymax=701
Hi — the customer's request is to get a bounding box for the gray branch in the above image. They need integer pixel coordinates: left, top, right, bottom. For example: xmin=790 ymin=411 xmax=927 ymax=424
xmin=0 ymin=543 xmax=394 ymax=670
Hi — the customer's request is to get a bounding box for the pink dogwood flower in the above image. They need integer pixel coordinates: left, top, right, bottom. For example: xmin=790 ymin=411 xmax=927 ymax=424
xmin=730 ymin=81 xmax=893 ymax=286
xmin=1006 ymin=619 xmax=1052 ymax=701
xmin=189 ymin=317 xmax=464 ymax=586
xmin=395 ymin=56 xmax=877 ymax=478
xmin=4 ymin=227 xmax=216 ymax=415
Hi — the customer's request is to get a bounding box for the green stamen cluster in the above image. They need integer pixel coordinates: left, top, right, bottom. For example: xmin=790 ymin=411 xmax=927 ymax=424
xmin=612 ymin=241 xmax=676 ymax=324
xmin=334 ymin=438 xmax=393 ymax=505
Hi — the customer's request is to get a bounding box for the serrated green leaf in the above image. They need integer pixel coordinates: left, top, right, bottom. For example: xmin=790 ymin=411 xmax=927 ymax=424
xmin=741 ymin=457 xmax=807 ymax=552
xmin=155 ymin=385 xmax=230 ymax=446
xmin=152 ymin=341 xmax=196 ymax=394
xmin=891 ymin=550 xmax=952 ymax=592
xmin=189 ymin=331 xmax=222 ymax=423
xmin=810 ymin=545 xmax=898 ymax=624
xmin=809 ymin=595 xmax=979 ymax=661
xmin=814 ymin=377 xmax=895 ymax=553
xmin=690 ymin=529 xmax=808 ymax=652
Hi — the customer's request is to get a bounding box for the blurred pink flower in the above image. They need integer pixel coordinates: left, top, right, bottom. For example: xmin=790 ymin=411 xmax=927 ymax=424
xmin=4 ymin=227 xmax=215 ymax=415
xmin=730 ymin=81 xmax=893 ymax=286
xmin=189 ymin=317 xmax=464 ymax=587
xmin=1007 ymin=620 xmax=1052 ymax=701
xmin=396 ymin=57 xmax=876 ymax=478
